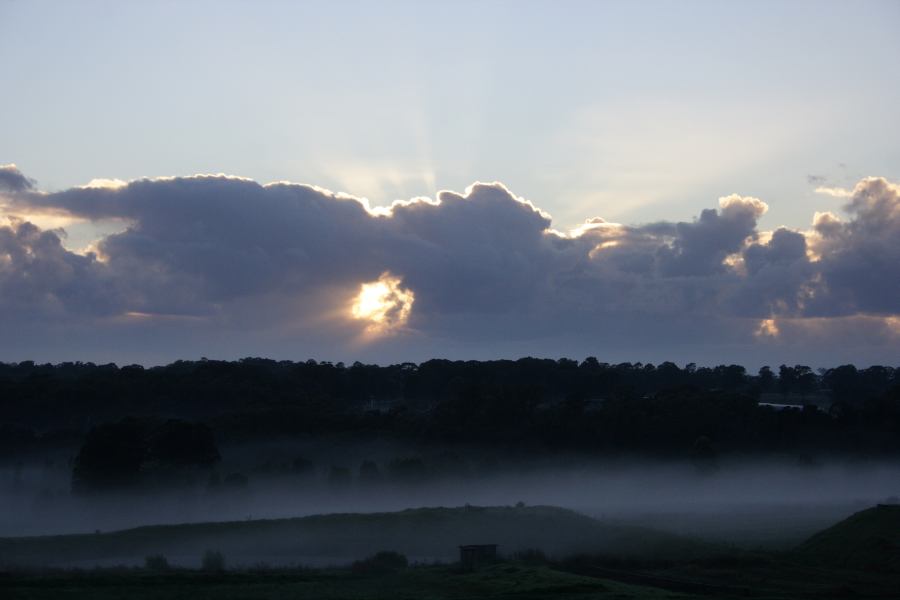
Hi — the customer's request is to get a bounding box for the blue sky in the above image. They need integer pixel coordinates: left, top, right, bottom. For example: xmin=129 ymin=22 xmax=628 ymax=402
xmin=1 ymin=1 xmax=899 ymax=366
xmin=3 ymin=0 xmax=898 ymax=230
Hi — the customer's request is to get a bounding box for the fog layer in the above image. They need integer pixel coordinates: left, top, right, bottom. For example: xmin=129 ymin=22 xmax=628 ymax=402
xmin=3 ymin=453 xmax=897 ymax=551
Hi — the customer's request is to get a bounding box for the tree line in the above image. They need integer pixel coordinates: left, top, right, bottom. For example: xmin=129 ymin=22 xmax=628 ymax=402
xmin=1 ymin=358 xmax=898 ymax=462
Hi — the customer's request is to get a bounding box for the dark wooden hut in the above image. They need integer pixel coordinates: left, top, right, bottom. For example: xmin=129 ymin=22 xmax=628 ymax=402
xmin=459 ymin=544 xmax=498 ymax=570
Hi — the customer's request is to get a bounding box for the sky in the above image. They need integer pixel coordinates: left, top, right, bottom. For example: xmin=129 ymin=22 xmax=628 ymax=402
xmin=1 ymin=0 xmax=899 ymax=367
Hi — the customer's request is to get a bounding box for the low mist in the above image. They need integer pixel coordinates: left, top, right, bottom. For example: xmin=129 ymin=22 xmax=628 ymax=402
xmin=3 ymin=439 xmax=898 ymax=551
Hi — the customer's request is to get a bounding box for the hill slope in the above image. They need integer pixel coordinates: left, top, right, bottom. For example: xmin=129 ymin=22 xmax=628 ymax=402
xmin=794 ymin=504 xmax=900 ymax=572
xmin=0 ymin=505 xmax=715 ymax=567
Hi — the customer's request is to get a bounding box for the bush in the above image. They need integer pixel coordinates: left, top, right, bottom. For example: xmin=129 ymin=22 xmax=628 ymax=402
xmin=351 ymin=551 xmax=408 ymax=574
xmin=202 ymin=550 xmax=226 ymax=572
xmin=144 ymin=554 xmax=170 ymax=570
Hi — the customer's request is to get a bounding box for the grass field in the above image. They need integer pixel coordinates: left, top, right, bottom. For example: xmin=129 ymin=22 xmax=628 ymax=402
xmin=0 ymin=563 xmax=703 ymax=600
xmin=2 ymin=504 xmax=899 ymax=599
xmin=4 ymin=557 xmax=899 ymax=600
xmin=0 ymin=505 xmax=718 ymax=568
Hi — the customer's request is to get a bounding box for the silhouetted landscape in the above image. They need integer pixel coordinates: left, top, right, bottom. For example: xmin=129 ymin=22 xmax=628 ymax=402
xmin=2 ymin=358 xmax=899 ymax=598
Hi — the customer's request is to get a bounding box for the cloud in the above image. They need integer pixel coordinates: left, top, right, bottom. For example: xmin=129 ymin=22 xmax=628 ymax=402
xmin=814 ymin=185 xmax=853 ymax=198
xmin=806 ymin=174 xmax=827 ymax=186
xmin=729 ymin=227 xmax=814 ymax=318
xmin=808 ymin=177 xmax=900 ymax=316
xmin=0 ymin=165 xmax=35 ymax=193
xmin=0 ymin=219 xmax=117 ymax=318
xmin=0 ymin=169 xmax=898 ymax=365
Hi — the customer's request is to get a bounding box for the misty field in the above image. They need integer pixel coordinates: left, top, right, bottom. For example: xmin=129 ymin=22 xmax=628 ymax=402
xmin=3 ymin=504 xmax=900 ymax=599
xmin=0 ymin=505 xmax=718 ymax=568
xmin=2 ymin=359 xmax=899 ymax=598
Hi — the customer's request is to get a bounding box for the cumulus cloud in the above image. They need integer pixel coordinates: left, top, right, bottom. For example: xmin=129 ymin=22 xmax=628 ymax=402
xmin=0 ymin=219 xmax=116 ymax=318
xmin=808 ymin=177 xmax=900 ymax=316
xmin=1 ymin=169 xmax=898 ymax=365
xmin=0 ymin=165 xmax=35 ymax=193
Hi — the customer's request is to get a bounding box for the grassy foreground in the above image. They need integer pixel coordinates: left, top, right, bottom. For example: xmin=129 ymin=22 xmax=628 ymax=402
xmin=3 ymin=504 xmax=900 ymax=599
xmin=5 ymin=557 xmax=899 ymax=600
xmin=1 ymin=563 xmax=694 ymax=600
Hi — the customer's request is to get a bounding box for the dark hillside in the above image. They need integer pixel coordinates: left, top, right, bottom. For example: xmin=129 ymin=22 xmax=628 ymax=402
xmin=0 ymin=505 xmax=716 ymax=567
xmin=794 ymin=504 xmax=900 ymax=572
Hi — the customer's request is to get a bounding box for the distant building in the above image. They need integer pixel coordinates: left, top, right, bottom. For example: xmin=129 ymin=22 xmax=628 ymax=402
xmin=758 ymin=392 xmax=831 ymax=411
xmin=758 ymin=401 xmax=826 ymax=413
xmin=459 ymin=544 xmax=498 ymax=570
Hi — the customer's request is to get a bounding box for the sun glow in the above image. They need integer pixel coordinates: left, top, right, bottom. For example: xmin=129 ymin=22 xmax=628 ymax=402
xmin=588 ymin=239 xmax=621 ymax=258
xmin=351 ymin=272 xmax=414 ymax=333
xmin=756 ymin=318 xmax=780 ymax=338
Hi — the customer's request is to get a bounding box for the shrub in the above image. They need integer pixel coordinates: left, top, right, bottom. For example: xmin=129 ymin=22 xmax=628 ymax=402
xmin=202 ymin=550 xmax=226 ymax=572
xmin=351 ymin=551 xmax=408 ymax=574
xmin=144 ymin=554 xmax=170 ymax=570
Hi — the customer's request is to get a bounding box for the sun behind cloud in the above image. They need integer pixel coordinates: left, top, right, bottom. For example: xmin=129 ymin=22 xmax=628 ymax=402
xmin=351 ymin=272 xmax=414 ymax=333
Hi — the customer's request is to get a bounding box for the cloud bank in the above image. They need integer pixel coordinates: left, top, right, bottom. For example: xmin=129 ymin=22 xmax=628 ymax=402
xmin=1 ymin=163 xmax=898 ymax=366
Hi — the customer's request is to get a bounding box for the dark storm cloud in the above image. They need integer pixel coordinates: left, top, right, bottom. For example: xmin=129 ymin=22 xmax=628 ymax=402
xmin=1 ymin=170 xmax=898 ymax=363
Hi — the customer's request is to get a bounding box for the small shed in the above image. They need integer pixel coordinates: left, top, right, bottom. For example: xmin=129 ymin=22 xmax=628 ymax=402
xmin=459 ymin=544 xmax=498 ymax=570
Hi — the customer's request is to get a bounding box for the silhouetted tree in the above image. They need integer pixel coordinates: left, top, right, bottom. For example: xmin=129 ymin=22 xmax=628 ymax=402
xmin=758 ymin=366 xmax=775 ymax=393
xmin=71 ymin=418 xmax=219 ymax=493
xmin=72 ymin=420 xmax=148 ymax=493
xmin=146 ymin=420 xmax=219 ymax=468
xmin=2 ymin=357 xmax=897 ymax=462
